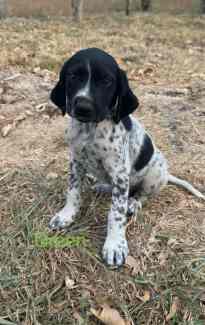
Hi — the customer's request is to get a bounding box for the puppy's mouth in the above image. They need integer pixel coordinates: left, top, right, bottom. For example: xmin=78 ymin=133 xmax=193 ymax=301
xmin=74 ymin=114 xmax=94 ymax=123
xmin=73 ymin=109 xmax=96 ymax=123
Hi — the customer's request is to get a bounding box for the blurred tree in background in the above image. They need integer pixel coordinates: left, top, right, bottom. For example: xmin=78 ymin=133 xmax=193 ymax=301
xmin=71 ymin=0 xmax=84 ymax=22
xmin=126 ymin=0 xmax=151 ymax=15
xmin=0 ymin=0 xmax=7 ymax=18
xmin=0 ymin=0 xmax=204 ymax=19
xmin=141 ymin=0 xmax=151 ymax=11
xmin=125 ymin=0 xmax=131 ymax=15
xmin=201 ymin=0 xmax=205 ymax=12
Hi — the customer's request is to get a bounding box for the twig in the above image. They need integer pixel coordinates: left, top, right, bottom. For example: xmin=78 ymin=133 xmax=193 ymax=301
xmin=2 ymin=74 xmax=21 ymax=82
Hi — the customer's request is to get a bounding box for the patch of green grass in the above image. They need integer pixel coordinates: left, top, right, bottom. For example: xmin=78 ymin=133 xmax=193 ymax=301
xmin=33 ymin=231 xmax=89 ymax=248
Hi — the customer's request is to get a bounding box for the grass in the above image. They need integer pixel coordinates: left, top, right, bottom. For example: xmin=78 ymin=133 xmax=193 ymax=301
xmin=0 ymin=12 xmax=205 ymax=324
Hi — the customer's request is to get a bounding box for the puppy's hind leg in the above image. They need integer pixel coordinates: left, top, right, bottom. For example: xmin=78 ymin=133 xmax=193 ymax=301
xmin=128 ymin=153 xmax=169 ymax=217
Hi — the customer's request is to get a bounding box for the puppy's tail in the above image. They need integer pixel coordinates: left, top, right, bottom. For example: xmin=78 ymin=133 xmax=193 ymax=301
xmin=168 ymin=174 xmax=205 ymax=200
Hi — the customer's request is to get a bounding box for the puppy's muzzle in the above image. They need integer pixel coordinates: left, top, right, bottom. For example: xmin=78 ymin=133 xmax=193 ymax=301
xmin=73 ymin=96 xmax=95 ymax=122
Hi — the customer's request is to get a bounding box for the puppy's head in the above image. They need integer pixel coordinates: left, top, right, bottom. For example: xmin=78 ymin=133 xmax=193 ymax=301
xmin=50 ymin=48 xmax=139 ymax=123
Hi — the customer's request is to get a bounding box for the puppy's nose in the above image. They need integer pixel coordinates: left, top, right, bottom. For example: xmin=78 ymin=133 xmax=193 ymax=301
xmin=74 ymin=96 xmax=94 ymax=114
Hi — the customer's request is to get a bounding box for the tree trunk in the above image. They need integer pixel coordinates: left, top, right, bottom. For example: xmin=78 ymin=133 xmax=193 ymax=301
xmin=141 ymin=0 xmax=151 ymax=11
xmin=125 ymin=0 xmax=131 ymax=16
xmin=0 ymin=0 xmax=7 ymax=18
xmin=201 ymin=0 xmax=205 ymax=13
xmin=71 ymin=0 xmax=84 ymax=22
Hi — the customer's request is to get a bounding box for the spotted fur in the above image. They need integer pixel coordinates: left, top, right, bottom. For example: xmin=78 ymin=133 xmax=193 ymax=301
xmin=49 ymin=48 xmax=204 ymax=266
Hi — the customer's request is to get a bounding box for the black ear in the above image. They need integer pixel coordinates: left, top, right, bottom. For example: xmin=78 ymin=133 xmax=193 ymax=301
xmin=50 ymin=64 xmax=67 ymax=115
xmin=113 ymin=69 xmax=139 ymax=123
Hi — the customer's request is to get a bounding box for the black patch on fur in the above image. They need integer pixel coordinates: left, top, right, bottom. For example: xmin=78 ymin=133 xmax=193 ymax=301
xmin=122 ymin=116 xmax=132 ymax=131
xmin=115 ymin=217 xmax=122 ymax=221
xmin=118 ymin=178 xmax=124 ymax=185
xmin=118 ymin=187 xmax=127 ymax=195
xmin=118 ymin=207 xmax=125 ymax=214
xmin=129 ymin=181 xmax=143 ymax=197
xmin=134 ymin=134 xmax=154 ymax=172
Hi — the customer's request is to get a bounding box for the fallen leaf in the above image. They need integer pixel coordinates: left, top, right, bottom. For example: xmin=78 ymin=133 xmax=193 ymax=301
xmin=35 ymin=103 xmax=47 ymax=112
xmin=90 ymin=303 xmax=132 ymax=325
xmin=125 ymin=255 xmax=140 ymax=275
xmin=15 ymin=113 xmax=26 ymax=123
xmin=50 ymin=300 xmax=67 ymax=312
xmin=33 ymin=66 xmax=41 ymax=74
xmin=135 ymin=290 xmax=151 ymax=303
xmin=73 ymin=311 xmax=84 ymax=324
xmin=158 ymin=251 xmax=169 ymax=266
xmin=142 ymin=290 xmax=150 ymax=302
xmin=1 ymin=124 xmax=13 ymax=137
xmin=143 ymin=66 xmax=155 ymax=75
xmin=166 ymin=296 xmax=180 ymax=321
xmin=25 ymin=110 xmax=34 ymax=116
xmin=65 ymin=275 xmax=75 ymax=289
xmin=46 ymin=172 xmax=58 ymax=180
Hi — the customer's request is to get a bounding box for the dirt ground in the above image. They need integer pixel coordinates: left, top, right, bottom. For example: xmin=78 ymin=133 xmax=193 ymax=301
xmin=0 ymin=14 xmax=205 ymax=324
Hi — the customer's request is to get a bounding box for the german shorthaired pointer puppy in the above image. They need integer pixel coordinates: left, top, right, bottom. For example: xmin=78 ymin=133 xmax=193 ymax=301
xmin=49 ymin=48 xmax=204 ymax=266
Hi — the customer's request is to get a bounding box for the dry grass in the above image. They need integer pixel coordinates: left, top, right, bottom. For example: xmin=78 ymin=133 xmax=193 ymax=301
xmin=0 ymin=13 xmax=205 ymax=324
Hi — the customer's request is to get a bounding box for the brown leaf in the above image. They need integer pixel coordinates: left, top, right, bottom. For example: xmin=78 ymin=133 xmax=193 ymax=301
xmin=142 ymin=290 xmax=150 ymax=302
xmin=15 ymin=113 xmax=26 ymax=123
xmin=125 ymin=255 xmax=140 ymax=275
xmin=25 ymin=110 xmax=34 ymax=116
xmin=1 ymin=124 xmax=13 ymax=137
xmin=33 ymin=67 xmax=41 ymax=74
xmin=166 ymin=296 xmax=180 ymax=321
xmin=158 ymin=251 xmax=169 ymax=266
xmin=135 ymin=290 xmax=151 ymax=303
xmin=50 ymin=300 xmax=67 ymax=312
xmin=90 ymin=303 xmax=132 ymax=325
xmin=143 ymin=66 xmax=155 ymax=75
xmin=73 ymin=311 xmax=84 ymax=323
xmin=138 ymin=64 xmax=156 ymax=77
xmin=65 ymin=275 xmax=75 ymax=289
xmin=35 ymin=102 xmax=47 ymax=112
xmin=46 ymin=172 xmax=58 ymax=180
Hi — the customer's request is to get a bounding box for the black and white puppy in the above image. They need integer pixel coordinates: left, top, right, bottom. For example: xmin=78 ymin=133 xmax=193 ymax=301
xmin=49 ymin=48 xmax=204 ymax=266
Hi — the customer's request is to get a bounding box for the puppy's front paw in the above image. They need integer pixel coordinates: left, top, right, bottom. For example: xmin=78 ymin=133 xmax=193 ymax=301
xmin=102 ymin=236 xmax=129 ymax=266
xmin=49 ymin=206 xmax=75 ymax=230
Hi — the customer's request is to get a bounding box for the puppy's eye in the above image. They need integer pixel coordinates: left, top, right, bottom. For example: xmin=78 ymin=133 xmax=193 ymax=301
xmin=67 ymin=73 xmax=83 ymax=82
xmin=104 ymin=77 xmax=113 ymax=85
xmin=101 ymin=76 xmax=113 ymax=87
xmin=68 ymin=73 xmax=78 ymax=80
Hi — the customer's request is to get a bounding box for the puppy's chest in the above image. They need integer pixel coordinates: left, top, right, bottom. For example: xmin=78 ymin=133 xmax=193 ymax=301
xmin=71 ymin=121 xmax=125 ymax=180
xmin=83 ymin=139 xmax=115 ymax=180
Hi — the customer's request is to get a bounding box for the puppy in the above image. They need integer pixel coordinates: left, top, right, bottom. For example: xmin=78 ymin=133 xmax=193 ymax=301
xmin=49 ymin=48 xmax=204 ymax=266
